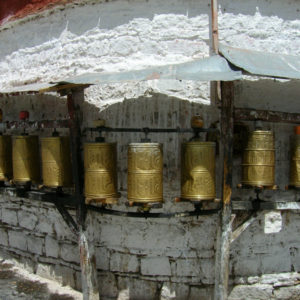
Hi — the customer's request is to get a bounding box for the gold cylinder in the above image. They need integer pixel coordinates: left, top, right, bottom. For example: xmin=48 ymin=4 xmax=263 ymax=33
xmin=128 ymin=143 xmax=163 ymax=203
xmin=181 ymin=142 xmax=216 ymax=201
xmin=84 ymin=142 xmax=118 ymax=200
xmin=290 ymin=135 xmax=300 ymax=187
xmin=242 ymin=130 xmax=275 ymax=187
xmin=12 ymin=135 xmax=40 ymax=183
xmin=41 ymin=137 xmax=72 ymax=187
xmin=0 ymin=135 xmax=12 ymax=181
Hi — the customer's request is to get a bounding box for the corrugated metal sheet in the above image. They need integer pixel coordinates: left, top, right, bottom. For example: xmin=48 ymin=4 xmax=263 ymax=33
xmin=53 ymin=55 xmax=242 ymax=85
xmin=219 ymin=44 xmax=300 ymax=80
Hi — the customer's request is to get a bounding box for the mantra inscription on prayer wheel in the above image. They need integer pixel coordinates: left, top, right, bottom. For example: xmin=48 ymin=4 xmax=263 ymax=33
xmin=0 ymin=135 xmax=12 ymax=181
xmin=181 ymin=142 xmax=216 ymax=201
xmin=290 ymin=135 xmax=300 ymax=187
xmin=41 ymin=137 xmax=72 ymax=187
xmin=12 ymin=135 xmax=40 ymax=183
xmin=128 ymin=143 xmax=163 ymax=203
xmin=242 ymin=130 xmax=275 ymax=187
xmin=84 ymin=143 xmax=118 ymax=200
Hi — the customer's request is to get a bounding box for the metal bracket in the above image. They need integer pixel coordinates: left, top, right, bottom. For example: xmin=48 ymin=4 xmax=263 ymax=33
xmin=53 ymin=201 xmax=79 ymax=234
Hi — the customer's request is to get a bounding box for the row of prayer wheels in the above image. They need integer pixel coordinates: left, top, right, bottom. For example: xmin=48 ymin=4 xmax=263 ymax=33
xmin=84 ymin=141 xmax=216 ymax=203
xmin=242 ymin=128 xmax=300 ymax=188
xmin=0 ymin=135 xmax=72 ymax=187
xmin=0 ymin=127 xmax=299 ymax=204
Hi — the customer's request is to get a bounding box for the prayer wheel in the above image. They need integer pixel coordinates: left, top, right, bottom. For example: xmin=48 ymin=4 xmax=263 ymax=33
xmin=41 ymin=136 xmax=72 ymax=187
xmin=290 ymin=134 xmax=300 ymax=187
xmin=181 ymin=141 xmax=216 ymax=200
xmin=0 ymin=135 xmax=12 ymax=181
xmin=84 ymin=142 xmax=118 ymax=200
xmin=12 ymin=135 xmax=40 ymax=183
xmin=128 ymin=143 xmax=163 ymax=203
xmin=242 ymin=130 xmax=275 ymax=187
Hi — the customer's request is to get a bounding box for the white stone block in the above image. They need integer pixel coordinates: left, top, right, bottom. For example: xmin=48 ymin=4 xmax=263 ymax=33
xmin=141 ymin=257 xmax=171 ymax=276
xmin=18 ymin=210 xmax=38 ymax=230
xmin=55 ymin=265 xmax=76 ymax=288
xmin=60 ymin=243 xmax=79 ymax=263
xmin=27 ymin=235 xmax=44 ymax=255
xmin=2 ymin=209 xmax=18 ymax=226
xmin=95 ymin=247 xmax=110 ymax=271
xmin=8 ymin=230 xmax=27 ymax=251
xmin=273 ymin=285 xmax=300 ymax=300
xmin=264 ymin=211 xmax=282 ymax=234
xmin=160 ymin=282 xmax=189 ymax=300
xmin=101 ymin=224 xmax=123 ymax=247
xmin=98 ymin=272 xmax=118 ymax=299
xmin=45 ymin=235 xmax=60 ymax=258
xmin=0 ymin=227 xmax=8 ymax=246
xmin=229 ymin=284 xmax=274 ymax=300
xmin=117 ymin=277 xmax=158 ymax=300
xmin=110 ymin=252 xmax=139 ymax=273
xmin=36 ymin=263 xmax=53 ymax=280
xmin=176 ymin=258 xmax=200 ymax=277
xmin=189 ymin=286 xmax=213 ymax=300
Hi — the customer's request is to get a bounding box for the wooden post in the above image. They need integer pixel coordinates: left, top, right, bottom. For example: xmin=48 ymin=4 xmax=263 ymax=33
xmin=214 ymin=81 xmax=234 ymax=300
xmin=67 ymin=90 xmax=100 ymax=300
xmin=210 ymin=0 xmax=221 ymax=106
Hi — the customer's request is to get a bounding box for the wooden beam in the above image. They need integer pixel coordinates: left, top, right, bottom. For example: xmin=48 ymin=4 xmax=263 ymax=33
xmin=231 ymin=213 xmax=258 ymax=244
xmin=211 ymin=0 xmax=219 ymax=55
xmin=67 ymin=90 xmax=99 ymax=300
xmin=214 ymin=81 xmax=234 ymax=300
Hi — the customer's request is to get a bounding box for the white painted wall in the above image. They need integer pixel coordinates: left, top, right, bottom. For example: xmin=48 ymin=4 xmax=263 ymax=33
xmin=0 ymin=0 xmax=300 ymax=299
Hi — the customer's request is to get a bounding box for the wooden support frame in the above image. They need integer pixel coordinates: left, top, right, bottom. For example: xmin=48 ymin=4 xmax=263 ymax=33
xmin=214 ymin=81 xmax=235 ymax=300
xmin=67 ymin=90 xmax=100 ymax=300
xmin=234 ymin=107 xmax=300 ymax=124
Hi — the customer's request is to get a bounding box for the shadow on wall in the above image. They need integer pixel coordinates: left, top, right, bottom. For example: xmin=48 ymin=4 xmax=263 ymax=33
xmin=230 ymin=211 xmax=300 ymax=278
xmin=234 ymin=79 xmax=300 ymax=113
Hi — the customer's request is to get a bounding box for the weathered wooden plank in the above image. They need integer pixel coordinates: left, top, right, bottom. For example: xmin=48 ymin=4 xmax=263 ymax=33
xmin=214 ymin=81 xmax=234 ymax=300
xmin=68 ymin=90 xmax=99 ymax=300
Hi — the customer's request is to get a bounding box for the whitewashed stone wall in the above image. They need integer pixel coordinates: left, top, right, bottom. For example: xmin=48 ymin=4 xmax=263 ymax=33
xmin=0 ymin=0 xmax=300 ymax=299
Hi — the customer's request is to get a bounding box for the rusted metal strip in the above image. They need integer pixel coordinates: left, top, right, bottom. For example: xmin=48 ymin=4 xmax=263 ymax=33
xmin=234 ymin=107 xmax=300 ymax=124
xmin=54 ymin=201 xmax=79 ymax=235
xmin=214 ymin=81 xmax=234 ymax=300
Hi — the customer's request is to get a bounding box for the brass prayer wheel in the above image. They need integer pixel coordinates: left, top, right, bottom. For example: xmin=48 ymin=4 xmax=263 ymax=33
xmin=181 ymin=141 xmax=216 ymax=201
xmin=41 ymin=137 xmax=72 ymax=187
xmin=128 ymin=143 xmax=163 ymax=203
xmin=242 ymin=130 xmax=275 ymax=187
xmin=0 ymin=135 xmax=12 ymax=181
xmin=84 ymin=142 xmax=118 ymax=201
xmin=290 ymin=135 xmax=300 ymax=187
xmin=12 ymin=135 xmax=40 ymax=183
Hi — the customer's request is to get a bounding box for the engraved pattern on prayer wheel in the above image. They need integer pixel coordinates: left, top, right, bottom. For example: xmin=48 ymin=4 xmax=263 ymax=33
xmin=84 ymin=142 xmax=118 ymax=199
xmin=0 ymin=135 xmax=12 ymax=181
xmin=290 ymin=135 xmax=300 ymax=187
xmin=12 ymin=136 xmax=40 ymax=183
xmin=127 ymin=143 xmax=163 ymax=203
xmin=181 ymin=142 xmax=216 ymax=200
xmin=242 ymin=130 xmax=275 ymax=187
xmin=41 ymin=137 xmax=72 ymax=187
